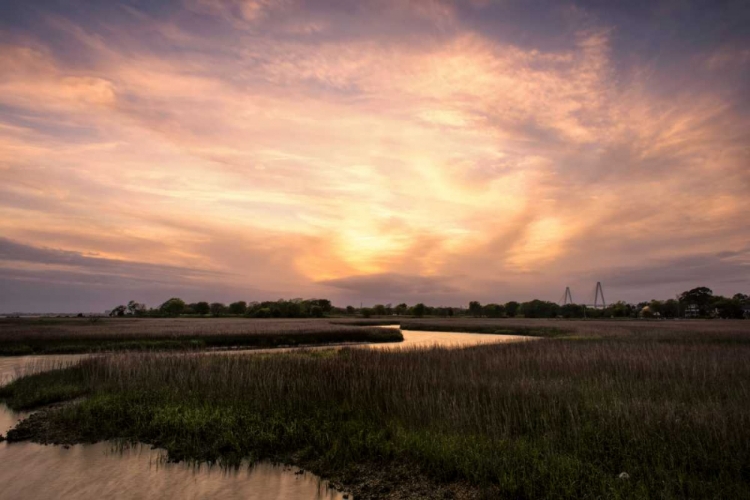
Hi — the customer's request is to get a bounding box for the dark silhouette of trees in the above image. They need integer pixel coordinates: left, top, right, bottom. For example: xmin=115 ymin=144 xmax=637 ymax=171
xmin=679 ymin=287 xmax=714 ymax=315
xmin=115 ymin=286 xmax=750 ymax=320
xmin=210 ymin=302 xmax=226 ymax=317
xmin=110 ymin=305 xmax=126 ymax=317
xmin=468 ymin=301 xmax=482 ymax=317
xmin=482 ymin=303 xmax=505 ymax=317
xmin=413 ymin=303 xmax=426 ymax=317
xmin=505 ymin=301 xmax=520 ymax=317
xmin=519 ymin=300 xmax=559 ymax=318
xmin=193 ymin=302 xmax=210 ymax=315
xmin=229 ymin=301 xmax=247 ymax=315
xmin=159 ymin=298 xmax=185 ymax=317
xmin=127 ymin=300 xmax=146 ymax=316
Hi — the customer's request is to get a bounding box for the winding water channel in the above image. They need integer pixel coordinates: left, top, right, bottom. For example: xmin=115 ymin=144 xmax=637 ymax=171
xmin=0 ymin=329 xmax=532 ymax=499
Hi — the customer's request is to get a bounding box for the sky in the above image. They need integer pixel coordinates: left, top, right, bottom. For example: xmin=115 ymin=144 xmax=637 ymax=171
xmin=1 ymin=0 xmax=749 ymax=312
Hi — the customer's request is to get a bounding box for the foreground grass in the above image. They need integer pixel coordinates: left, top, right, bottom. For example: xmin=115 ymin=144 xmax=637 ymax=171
xmin=2 ymin=332 xmax=749 ymax=499
xmin=0 ymin=318 xmax=402 ymax=355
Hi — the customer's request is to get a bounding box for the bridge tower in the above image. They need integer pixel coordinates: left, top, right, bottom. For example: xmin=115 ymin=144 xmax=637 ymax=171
xmin=594 ymin=281 xmax=606 ymax=308
xmin=563 ymin=286 xmax=573 ymax=305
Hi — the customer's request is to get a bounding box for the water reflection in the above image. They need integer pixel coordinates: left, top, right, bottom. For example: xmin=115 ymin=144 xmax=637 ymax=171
xmin=369 ymin=325 xmax=536 ymax=349
xmin=0 ymin=356 xmax=346 ymax=500
xmin=0 ymin=441 xmax=344 ymax=500
xmin=0 ymin=327 xmax=532 ymax=499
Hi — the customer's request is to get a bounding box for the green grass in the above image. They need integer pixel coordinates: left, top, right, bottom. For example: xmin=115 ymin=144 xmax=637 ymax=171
xmin=2 ymin=330 xmax=750 ymax=498
xmin=0 ymin=366 xmax=89 ymax=410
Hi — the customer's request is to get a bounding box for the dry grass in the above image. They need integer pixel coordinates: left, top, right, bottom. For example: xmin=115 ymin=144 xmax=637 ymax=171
xmin=0 ymin=317 xmax=402 ymax=355
xmin=2 ymin=330 xmax=750 ymax=498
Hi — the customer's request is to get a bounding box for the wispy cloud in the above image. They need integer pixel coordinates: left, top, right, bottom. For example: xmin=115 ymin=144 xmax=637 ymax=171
xmin=0 ymin=0 xmax=748 ymax=311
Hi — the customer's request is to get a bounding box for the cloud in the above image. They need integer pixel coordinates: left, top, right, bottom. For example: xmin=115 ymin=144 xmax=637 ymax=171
xmin=0 ymin=0 xmax=748 ymax=311
xmin=317 ymin=273 xmax=462 ymax=304
xmin=0 ymin=236 xmax=221 ymax=284
xmin=590 ymin=250 xmax=750 ymax=301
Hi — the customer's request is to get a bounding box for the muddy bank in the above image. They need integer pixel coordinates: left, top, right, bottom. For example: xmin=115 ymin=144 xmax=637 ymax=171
xmin=6 ymin=405 xmax=484 ymax=499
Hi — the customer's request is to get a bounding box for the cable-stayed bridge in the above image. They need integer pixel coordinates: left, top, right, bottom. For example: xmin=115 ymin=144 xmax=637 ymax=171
xmin=559 ymin=282 xmax=606 ymax=308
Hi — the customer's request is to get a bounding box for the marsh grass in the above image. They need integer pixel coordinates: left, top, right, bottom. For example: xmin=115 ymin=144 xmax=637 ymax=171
xmin=0 ymin=318 xmax=402 ymax=355
xmin=2 ymin=330 xmax=749 ymax=498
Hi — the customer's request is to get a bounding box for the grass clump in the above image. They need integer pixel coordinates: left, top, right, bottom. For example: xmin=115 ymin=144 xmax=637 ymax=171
xmin=2 ymin=332 xmax=750 ymax=498
xmin=0 ymin=366 xmax=89 ymax=410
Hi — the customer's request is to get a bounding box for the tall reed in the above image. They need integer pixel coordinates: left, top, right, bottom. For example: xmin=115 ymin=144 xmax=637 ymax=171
xmin=3 ymin=333 xmax=749 ymax=498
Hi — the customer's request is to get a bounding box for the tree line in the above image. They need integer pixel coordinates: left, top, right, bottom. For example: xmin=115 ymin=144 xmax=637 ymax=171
xmin=110 ymin=298 xmax=333 ymax=318
xmin=109 ymin=287 xmax=749 ymax=320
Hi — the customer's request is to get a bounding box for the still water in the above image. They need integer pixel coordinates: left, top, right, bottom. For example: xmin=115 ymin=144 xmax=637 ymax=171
xmin=0 ymin=356 xmax=345 ymax=500
xmin=370 ymin=326 xmax=534 ymax=349
xmin=0 ymin=329 xmax=531 ymax=499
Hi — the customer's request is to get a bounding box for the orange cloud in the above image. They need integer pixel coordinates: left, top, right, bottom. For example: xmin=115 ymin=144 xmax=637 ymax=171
xmin=0 ymin=1 xmax=748 ymax=310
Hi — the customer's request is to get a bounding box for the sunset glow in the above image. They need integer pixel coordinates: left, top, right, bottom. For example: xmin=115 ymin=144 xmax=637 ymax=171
xmin=1 ymin=0 xmax=748 ymax=311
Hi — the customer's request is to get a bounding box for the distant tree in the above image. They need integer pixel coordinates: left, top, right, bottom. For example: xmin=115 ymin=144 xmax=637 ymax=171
xmin=229 ymin=301 xmax=247 ymax=315
xmin=520 ymin=300 xmax=559 ymax=318
xmin=648 ymin=300 xmax=664 ymax=316
xmin=373 ymin=304 xmax=387 ymax=316
xmin=482 ymin=303 xmax=505 ymax=318
xmin=210 ymin=302 xmax=226 ymax=317
xmin=394 ymin=303 xmax=408 ymax=315
xmin=309 ymin=299 xmax=332 ymax=314
xmin=661 ymin=299 xmax=679 ymax=318
xmin=713 ymin=297 xmax=744 ymax=319
xmin=413 ymin=303 xmax=426 ymax=317
xmin=505 ymin=301 xmax=520 ymax=318
xmin=733 ymin=293 xmax=748 ymax=304
xmin=251 ymin=307 xmax=272 ymax=318
xmin=285 ymin=301 xmax=302 ymax=318
xmin=310 ymin=305 xmax=324 ymax=318
xmin=361 ymin=307 xmax=373 ymax=318
xmin=194 ymin=301 xmax=210 ymax=316
xmin=608 ymin=301 xmax=634 ymax=318
xmin=468 ymin=301 xmax=482 ymax=317
xmin=560 ymin=303 xmax=584 ymax=318
xmin=110 ymin=305 xmax=127 ymax=317
xmin=345 ymin=305 xmax=355 ymax=315
xmin=435 ymin=307 xmax=453 ymax=317
xmin=127 ymin=300 xmax=146 ymax=316
xmin=679 ymin=287 xmax=714 ymax=316
xmin=159 ymin=298 xmax=185 ymax=317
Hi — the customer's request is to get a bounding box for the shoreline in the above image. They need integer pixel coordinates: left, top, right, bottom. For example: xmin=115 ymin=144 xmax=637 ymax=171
xmin=3 ymin=401 xmax=480 ymax=499
xmin=2 ymin=321 xmax=749 ymax=498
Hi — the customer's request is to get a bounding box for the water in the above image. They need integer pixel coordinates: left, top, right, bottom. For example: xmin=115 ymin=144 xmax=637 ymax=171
xmin=0 ymin=328 xmax=532 ymax=499
xmin=370 ymin=326 xmax=535 ymax=349
xmin=0 ymin=442 xmax=343 ymax=500
xmin=0 ymin=356 xmax=345 ymax=500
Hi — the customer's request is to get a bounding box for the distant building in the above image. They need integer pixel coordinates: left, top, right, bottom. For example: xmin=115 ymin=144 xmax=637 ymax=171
xmin=639 ymin=306 xmax=660 ymax=318
xmin=685 ymin=304 xmax=700 ymax=318
xmin=743 ymin=306 xmax=750 ymax=319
